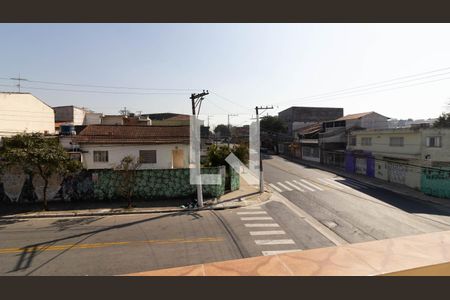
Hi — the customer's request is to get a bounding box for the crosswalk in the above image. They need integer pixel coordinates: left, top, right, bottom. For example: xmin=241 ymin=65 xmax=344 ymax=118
xmin=268 ymin=177 xmax=371 ymax=194
xmin=238 ymin=206 xmax=302 ymax=256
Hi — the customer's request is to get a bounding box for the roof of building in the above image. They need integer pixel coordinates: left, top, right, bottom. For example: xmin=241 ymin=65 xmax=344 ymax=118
xmin=141 ymin=113 xmax=190 ymax=121
xmin=294 ymin=122 xmax=322 ymax=135
xmin=74 ymin=125 xmax=190 ymax=144
xmin=53 ymin=105 xmax=91 ymax=111
xmin=335 ymin=111 xmax=389 ymax=121
xmin=165 ymin=114 xmax=191 ymax=121
xmin=335 ymin=112 xmax=374 ymax=121
xmin=0 ymin=92 xmax=54 ymax=110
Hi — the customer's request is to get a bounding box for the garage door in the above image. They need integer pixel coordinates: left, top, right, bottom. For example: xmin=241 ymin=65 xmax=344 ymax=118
xmin=387 ymin=162 xmax=407 ymax=185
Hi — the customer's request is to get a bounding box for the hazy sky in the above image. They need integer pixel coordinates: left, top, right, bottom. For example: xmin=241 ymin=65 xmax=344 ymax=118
xmin=1 ymin=23 xmax=450 ymax=127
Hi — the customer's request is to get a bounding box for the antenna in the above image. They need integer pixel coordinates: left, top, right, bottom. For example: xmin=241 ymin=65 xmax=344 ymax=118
xmin=10 ymin=74 xmax=28 ymax=92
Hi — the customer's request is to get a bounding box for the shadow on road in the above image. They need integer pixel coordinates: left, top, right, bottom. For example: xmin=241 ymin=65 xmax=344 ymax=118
xmin=6 ymin=210 xmax=205 ymax=275
xmin=268 ymin=155 xmax=450 ymax=218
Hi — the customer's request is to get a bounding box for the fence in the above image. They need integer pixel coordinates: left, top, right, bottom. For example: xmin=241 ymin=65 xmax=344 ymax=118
xmin=0 ymin=166 xmax=240 ymax=203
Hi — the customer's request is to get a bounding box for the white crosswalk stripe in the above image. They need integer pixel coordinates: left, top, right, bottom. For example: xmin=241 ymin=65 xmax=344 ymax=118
xmin=277 ymin=182 xmax=293 ymax=191
xmin=245 ymin=223 xmax=280 ymax=227
xmin=240 ymin=217 xmax=273 ymax=221
xmin=243 ymin=206 xmax=262 ymax=210
xmin=255 ymin=239 xmax=295 ymax=245
xmin=326 ymin=178 xmax=351 ymax=189
xmin=249 ymin=230 xmax=286 ymax=236
xmin=300 ymin=179 xmax=324 ymax=191
xmin=285 ymin=181 xmax=305 ymax=192
xmin=237 ymin=211 xmax=268 ymax=215
xmin=319 ymin=178 xmax=345 ymax=189
xmin=262 ymin=249 xmax=302 ymax=256
xmin=269 ymin=183 xmax=283 ymax=192
xmin=292 ymin=180 xmax=315 ymax=191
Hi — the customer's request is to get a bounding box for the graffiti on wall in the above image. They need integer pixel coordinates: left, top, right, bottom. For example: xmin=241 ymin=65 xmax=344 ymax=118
xmin=0 ymin=167 xmax=238 ymax=203
xmin=387 ymin=162 xmax=407 ymax=185
xmin=421 ymin=168 xmax=450 ymax=199
xmin=0 ymin=166 xmax=27 ymax=202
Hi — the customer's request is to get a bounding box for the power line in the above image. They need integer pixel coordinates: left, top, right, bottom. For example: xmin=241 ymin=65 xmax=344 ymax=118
xmin=0 ymin=83 xmax=188 ymax=95
xmin=210 ymin=91 xmax=249 ymax=110
xmin=274 ymin=66 xmax=450 ymax=105
xmin=281 ymin=75 xmax=450 ymax=108
xmin=0 ymin=77 xmax=198 ymax=92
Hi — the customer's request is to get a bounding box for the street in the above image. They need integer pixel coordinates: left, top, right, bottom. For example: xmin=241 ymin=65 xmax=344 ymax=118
xmin=1 ymin=155 xmax=450 ymax=275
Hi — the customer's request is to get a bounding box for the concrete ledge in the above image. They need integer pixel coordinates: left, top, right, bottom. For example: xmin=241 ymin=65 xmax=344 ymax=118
xmin=123 ymin=230 xmax=450 ymax=276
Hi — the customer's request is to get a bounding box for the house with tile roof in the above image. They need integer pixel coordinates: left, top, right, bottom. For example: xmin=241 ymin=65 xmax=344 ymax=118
xmin=73 ymin=125 xmax=190 ymax=170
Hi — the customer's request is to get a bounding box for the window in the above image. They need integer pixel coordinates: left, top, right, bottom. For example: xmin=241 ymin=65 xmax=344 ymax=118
xmin=349 ymin=136 xmax=356 ymax=146
xmin=389 ymin=137 xmax=404 ymax=147
xmin=426 ymin=136 xmax=441 ymax=148
xmin=139 ymin=150 xmax=157 ymax=163
xmin=361 ymin=137 xmax=372 ymax=146
xmin=93 ymin=151 xmax=108 ymax=162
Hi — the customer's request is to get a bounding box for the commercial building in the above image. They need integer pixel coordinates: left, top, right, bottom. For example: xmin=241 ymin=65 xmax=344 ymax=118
xmin=278 ymin=106 xmax=343 ymax=136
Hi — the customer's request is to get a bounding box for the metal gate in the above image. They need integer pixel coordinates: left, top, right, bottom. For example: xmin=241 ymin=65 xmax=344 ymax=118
xmin=387 ymin=162 xmax=407 ymax=185
xmin=355 ymin=157 xmax=367 ymax=175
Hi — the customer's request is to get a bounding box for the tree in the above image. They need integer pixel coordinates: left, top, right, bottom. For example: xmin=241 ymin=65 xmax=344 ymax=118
xmin=260 ymin=115 xmax=287 ymax=134
xmin=433 ymin=113 xmax=450 ymax=128
xmin=0 ymin=133 xmax=82 ymax=210
xmin=115 ymin=155 xmax=141 ymax=209
xmin=205 ymin=144 xmax=249 ymax=167
xmin=214 ymin=124 xmax=231 ymax=138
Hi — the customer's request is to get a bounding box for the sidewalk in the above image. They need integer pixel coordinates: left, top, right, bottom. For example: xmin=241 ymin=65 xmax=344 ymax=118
xmin=0 ymin=177 xmax=271 ymax=219
xmin=279 ymin=154 xmax=450 ymax=209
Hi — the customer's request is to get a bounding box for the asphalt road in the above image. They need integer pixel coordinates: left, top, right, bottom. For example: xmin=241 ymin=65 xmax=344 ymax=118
xmin=262 ymin=155 xmax=450 ymax=244
xmin=1 ymin=155 xmax=450 ymax=275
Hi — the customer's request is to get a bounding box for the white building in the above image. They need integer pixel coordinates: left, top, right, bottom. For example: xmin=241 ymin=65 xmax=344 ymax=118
xmin=0 ymin=92 xmax=55 ymax=139
xmin=53 ymin=105 xmax=89 ymax=125
xmin=74 ymin=125 xmax=189 ymax=170
xmin=347 ymin=126 xmax=450 ymax=190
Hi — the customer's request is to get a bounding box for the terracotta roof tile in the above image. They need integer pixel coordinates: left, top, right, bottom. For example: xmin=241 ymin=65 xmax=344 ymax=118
xmin=74 ymin=125 xmax=190 ymax=144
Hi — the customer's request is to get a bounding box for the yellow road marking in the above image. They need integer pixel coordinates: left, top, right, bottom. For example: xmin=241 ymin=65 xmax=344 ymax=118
xmin=0 ymin=237 xmax=224 ymax=254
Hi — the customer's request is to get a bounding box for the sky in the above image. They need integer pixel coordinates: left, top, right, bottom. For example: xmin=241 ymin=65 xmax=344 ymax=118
xmin=1 ymin=23 xmax=450 ymax=128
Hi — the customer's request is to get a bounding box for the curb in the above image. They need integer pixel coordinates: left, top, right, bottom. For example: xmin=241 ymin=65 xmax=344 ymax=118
xmin=0 ymin=191 xmax=272 ymax=220
xmin=0 ymin=205 xmax=243 ymax=220
xmin=279 ymin=155 xmax=450 ymax=209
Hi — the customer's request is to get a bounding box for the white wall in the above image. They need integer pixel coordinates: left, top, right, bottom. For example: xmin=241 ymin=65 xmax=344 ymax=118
xmin=80 ymin=143 xmax=190 ymax=170
xmin=360 ymin=113 xmax=389 ymax=129
xmin=0 ymin=93 xmax=55 ymax=138
xmin=84 ymin=113 xmax=102 ymax=125
xmin=73 ymin=107 xmax=87 ymax=125
xmin=421 ymin=128 xmax=450 ymax=163
xmin=348 ymin=129 xmax=422 ymax=158
xmin=101 ymin=116 xmax=124 ymax=125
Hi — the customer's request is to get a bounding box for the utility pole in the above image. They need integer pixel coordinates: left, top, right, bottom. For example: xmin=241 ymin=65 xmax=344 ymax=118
xmin=227 ymin=113 xmax=238 ymax=148
xmin=255 ymin=106 xmax=273 ymax=193
xmin=190 ymin=90 xmax=209 ymax=208
xmin=10 ymin=74 xmax=28 ymax=93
